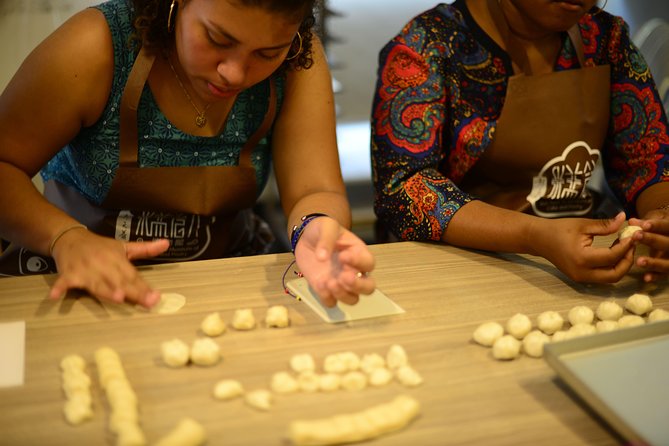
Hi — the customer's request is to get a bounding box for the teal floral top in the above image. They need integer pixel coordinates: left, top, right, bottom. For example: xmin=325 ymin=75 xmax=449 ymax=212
xmin=41 ymin=0 xmax=284 ymax=205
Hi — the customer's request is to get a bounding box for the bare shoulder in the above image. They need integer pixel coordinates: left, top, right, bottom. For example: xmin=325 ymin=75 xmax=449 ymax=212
xmin=0 ymin=7 xmax=115 ymax=173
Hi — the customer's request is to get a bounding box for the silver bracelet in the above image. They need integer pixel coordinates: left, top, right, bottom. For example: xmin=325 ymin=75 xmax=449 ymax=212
xmin=48 ymin=224 xmax=87 ymax=256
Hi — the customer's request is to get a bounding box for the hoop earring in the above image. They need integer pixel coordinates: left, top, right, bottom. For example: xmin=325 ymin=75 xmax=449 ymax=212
xmin=167 ymin=0 xmax=178 ymax=34
xmin=592 ymin=0 xmax=607 ymax=15
xmin=285 ymin=32 xmax=303 ymax=61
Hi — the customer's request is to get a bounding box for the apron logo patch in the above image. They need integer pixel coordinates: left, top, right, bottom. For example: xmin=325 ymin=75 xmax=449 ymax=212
xmin=527 ymin=141 xmax=600 ymax=218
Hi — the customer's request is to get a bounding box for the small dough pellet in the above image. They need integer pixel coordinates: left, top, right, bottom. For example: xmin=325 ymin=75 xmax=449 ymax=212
xmin=472 ymin=321 xmax=505 ymax=346
xmin=595 ymin=301 xmax=623 ymax=321
xmin=154 ymin=417 xmax=206 ymax=446
xmin=213 ymin=379 xmax=244 ymax=401
xmin=505 ymin=313 xmax=532 ymax=339
xmin=492 ymin=335 xmax=521 ymax=360
xmin=522 ymin=330 xmax=550 ymax=358
xmin=161 ymin=338 xmax=190 ymax=368
xmin=190 ymin=338 xmax=221 ymax=366
xmin=568 ymin=306 xmax=594 ymax=325
xmin=625 ymin=293 xmax=653 ymax=316
xmin=200 ymin=312 xmax=226 ymax=337
xmin=536 ymin=311 xmax=564 ymax=335
xmin=265 ymin=305 xmax=290 ymax=328
xmin=232 ymin=308 xmax=256 ymax=330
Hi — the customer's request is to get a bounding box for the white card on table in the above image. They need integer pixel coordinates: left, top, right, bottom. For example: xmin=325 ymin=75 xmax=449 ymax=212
xmin=286 ymin=278 xmax=404 ymax=323
xmin=0 ymin=321 xmax=25 ymax=387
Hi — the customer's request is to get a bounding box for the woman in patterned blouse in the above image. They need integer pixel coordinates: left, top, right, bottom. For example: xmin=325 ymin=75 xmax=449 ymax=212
xmin=372 ymin=0 xmax=669 ymax=284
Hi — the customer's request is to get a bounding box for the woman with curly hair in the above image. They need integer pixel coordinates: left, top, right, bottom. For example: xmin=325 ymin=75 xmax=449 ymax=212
xmin=0 ymin=0 xmax=375 ymax=308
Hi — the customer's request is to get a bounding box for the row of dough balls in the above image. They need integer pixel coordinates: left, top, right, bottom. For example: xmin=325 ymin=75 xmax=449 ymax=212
xmin=473 ymin=294 xmax=669 ymax=360
xmin=211 ymin=345 xmax=423 ymax=412
xmin=62 ymin=348 xmax=207 ymax=446
xmin=200 ymin=305 xmax=290 ymax=336
xmin=60 ymin=354 xmax=94 ymax=425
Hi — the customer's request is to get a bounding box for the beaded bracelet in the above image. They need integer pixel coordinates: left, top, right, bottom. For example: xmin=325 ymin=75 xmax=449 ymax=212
xmin=290 ymin=213 xmax=327 ymax=253
xmin=48 ymin=224 xmax=87 ymax=256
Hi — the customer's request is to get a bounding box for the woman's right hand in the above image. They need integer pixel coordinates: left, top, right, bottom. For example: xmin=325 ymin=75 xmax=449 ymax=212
xmin=532 ymin=212 xmax=635 ymax=283
xmin=48 ymin=228 xmax=170 ymax=308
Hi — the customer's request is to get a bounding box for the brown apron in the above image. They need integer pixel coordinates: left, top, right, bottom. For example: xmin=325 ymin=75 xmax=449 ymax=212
xmin=0 ymin=47 xmax=277 ymax=275
xmin=461 ymin=0 xmax=611 ymax=217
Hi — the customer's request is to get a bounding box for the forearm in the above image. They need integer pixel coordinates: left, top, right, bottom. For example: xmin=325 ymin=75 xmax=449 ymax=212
xmin=285 ymin=190 xmax=352 ymax=237
xmin=0 ymin=162 xmax=79 ymax=255
xmin=442 ymin=200 xmax=546 ymax=256
xmin=635 ymin=182 xmax=669 ymax=218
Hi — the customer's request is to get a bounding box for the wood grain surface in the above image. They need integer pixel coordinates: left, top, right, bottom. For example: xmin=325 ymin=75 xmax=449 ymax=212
xmin=1 ymin=240 xmax=667 ymax=446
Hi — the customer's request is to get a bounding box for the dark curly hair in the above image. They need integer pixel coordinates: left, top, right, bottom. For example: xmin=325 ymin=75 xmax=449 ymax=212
xmin=131 ymin=0 xmax=318 ymax=71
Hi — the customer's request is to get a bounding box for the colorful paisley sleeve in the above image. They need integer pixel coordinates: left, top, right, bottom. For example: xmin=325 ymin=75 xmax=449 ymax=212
xmin=593 ymin=15 xmax=669 ymax=214
xmin=371 ymin=15 xmax=473 ymax=242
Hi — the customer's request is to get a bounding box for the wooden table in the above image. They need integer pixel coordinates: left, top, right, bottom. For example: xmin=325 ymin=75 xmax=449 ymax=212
xmin=1 ymin=240 xmax=667 ymax=445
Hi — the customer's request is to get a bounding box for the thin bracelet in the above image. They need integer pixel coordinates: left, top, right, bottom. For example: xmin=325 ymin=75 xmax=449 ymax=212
xmin=48 ymin=224 xmax=87 ymax=256
xmin=290 ymin=213 xmax=328 ymax=253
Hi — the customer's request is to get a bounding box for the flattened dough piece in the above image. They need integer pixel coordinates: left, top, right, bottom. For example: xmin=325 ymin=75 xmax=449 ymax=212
xmin=152 ymin=293 xmax=187 ymax=314
xmin=618 ymin=225 xmax=642 ymax=240
xmin=288 ymin=395 xmax=420 ymax=446
xmin=213 ymin=379 xmax=244 ymax=401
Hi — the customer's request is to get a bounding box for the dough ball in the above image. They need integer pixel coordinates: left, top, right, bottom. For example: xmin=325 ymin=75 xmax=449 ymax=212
xmin=368 ymin=367 xmax=394 ymax=387
xmin=648 ymin=308 xmax=669 ymax=323
xmin=161 ymin=338 xmax=190 ymax=368
xmin=213 ymin=379 xmax=244 ymax=400
xmin=536 ymin=311 xmax=564 ymax=335
xmin=340 ymin=371 xmax=367 ymax=391
xmin=297 ymin=371 xmax=321 ymax=393
xmin=386 ymin=344 xmax=409 ymax=370
xmin=359 ymin=353 xmax=386 ymax=374
xmin=492 ymin=335 xmax=521 ymax=360
xmin=567 ymin=306 xmax=594 ymax=326
xmin=290 ymin=353 xmax=316 ymax=374
xmin=522 ymin=330 xmax=550 ymax=358
xmin=618 ymin=225 xmax=642 ymax=240
xmin=151 ymin=293 xmax=187 ymax=314
xmin=231 ymin=309 xmax=256 ymax=330
xmin=190 ymin=338 xmax=221 ymax=366
xmin=618 ymin=314 xmax=645 ymax=328
xmin=323 ymin=353 xmax=347 ymax=374
xmin=318 ymin=373 xmax=341 ymax=392
xmin=624 ymin=293 xmax=653 ymax=315
xmin=505 ymin=313 xmax=532 ymax=339
xmin=472 ymin=321 xmax=505 ymax=346
xmin=200 ymin=312 xmax=226 ymax=337
xmin=270 ymin=372 xmax=299 ymax=394
xmin=595 ymin=301 xmax=623 ymax=321
xmin=596 ymin=320 xmax=619 ymax=333
xmin=245 ymin=389 xmax=272 ymax=411
xmin=568 ymin=323 xmax=596 ymax=338
xmin=395 ymin=365 xmax=423 ymax=387
xmin=265 ymin=305 xmax=290 ymax=328
xmin=551 ymin=330 xmax=571 ymax=342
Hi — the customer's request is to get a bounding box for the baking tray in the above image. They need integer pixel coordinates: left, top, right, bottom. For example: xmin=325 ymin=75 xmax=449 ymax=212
xmin=544 ymin=320 xmax=669 ymax=446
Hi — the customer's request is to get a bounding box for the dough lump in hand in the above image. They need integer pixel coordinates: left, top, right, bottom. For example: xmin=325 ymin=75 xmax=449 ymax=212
xmin=472 ymin=321 xmax=504 ymax=346
xmin=618 ymin=225 xmax=642 ymax=240
xmin=624 ymin=293 xmax=653 ymax=316
xmin=505 ymin=313 xmax=532 ymax=339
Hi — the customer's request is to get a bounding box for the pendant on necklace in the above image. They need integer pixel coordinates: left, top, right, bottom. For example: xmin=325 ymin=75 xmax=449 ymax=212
xmin=195 ymin=114 xmax=207 ymax=128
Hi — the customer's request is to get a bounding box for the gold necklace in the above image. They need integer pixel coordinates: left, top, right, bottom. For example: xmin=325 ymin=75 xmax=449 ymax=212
xmin=165 ymin=53 xmax=211 ymax=128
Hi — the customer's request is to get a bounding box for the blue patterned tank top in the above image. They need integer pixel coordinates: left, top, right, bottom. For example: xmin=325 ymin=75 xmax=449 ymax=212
xmin=41 ymin=0 xmax=284 ymax=205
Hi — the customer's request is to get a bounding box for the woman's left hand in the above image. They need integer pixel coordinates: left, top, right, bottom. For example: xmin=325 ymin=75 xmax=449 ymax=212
xmin=294 ymin=216 xmax=376 ymax=307
xmin=629 ymin=208 xmax=669 ymax=282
